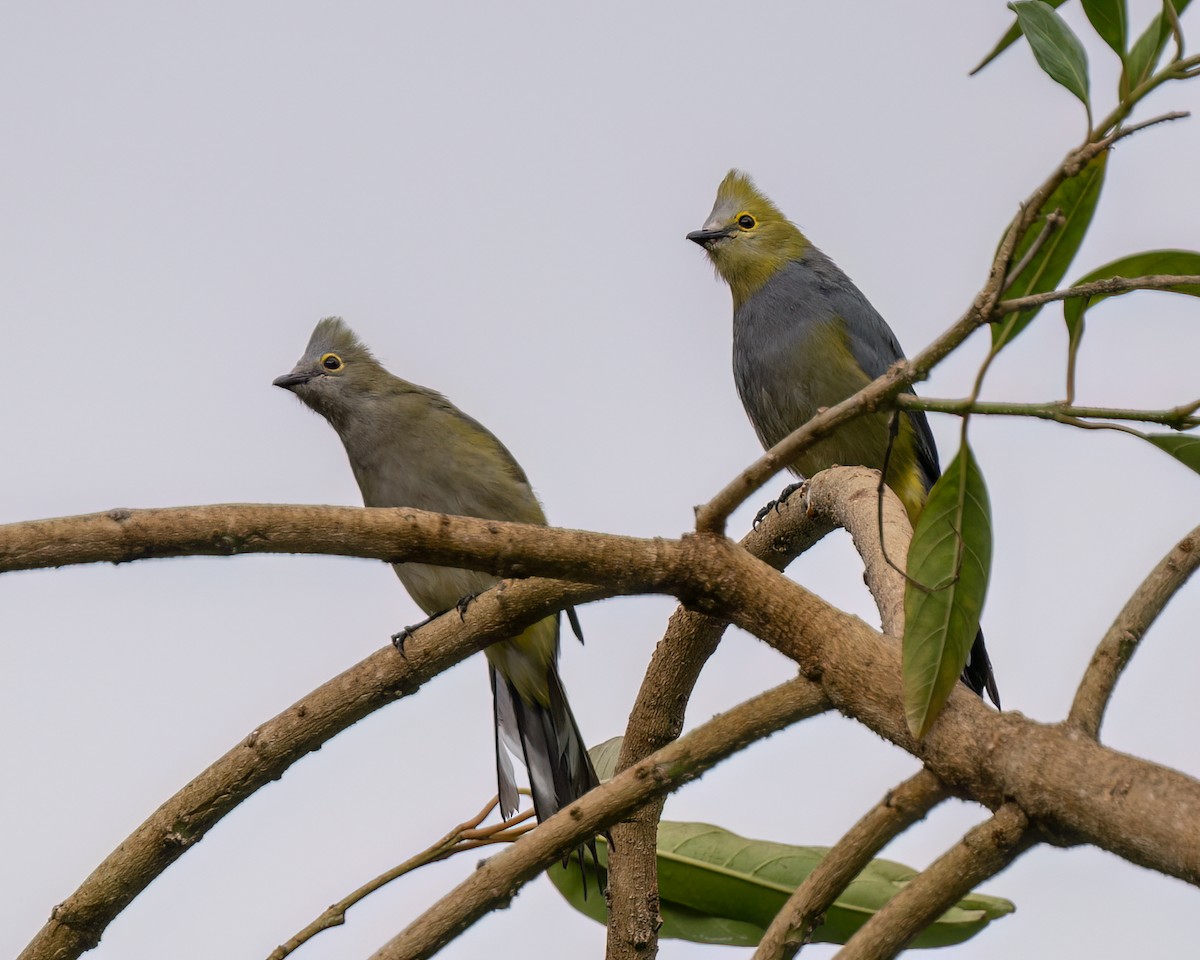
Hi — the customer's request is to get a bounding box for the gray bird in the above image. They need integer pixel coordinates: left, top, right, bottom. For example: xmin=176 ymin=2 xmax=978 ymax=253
xmin=688 ymin=170 xmax=999 ymax=707
xmin=274 ymin=317 xmax=599 ymax=826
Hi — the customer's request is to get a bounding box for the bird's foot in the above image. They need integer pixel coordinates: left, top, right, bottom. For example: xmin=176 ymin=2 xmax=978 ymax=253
xmin=389 ymin=625 xmax=417 ymax=657
xmin=752 ymin=481 xmax=806 ymax=528
xmin=455 ymin=593 xmax=478 ymax=620
xmin=390 ymin=610 xmax=442 ymax=656
xmin=389 ymin=595 xmax=480 ymax=655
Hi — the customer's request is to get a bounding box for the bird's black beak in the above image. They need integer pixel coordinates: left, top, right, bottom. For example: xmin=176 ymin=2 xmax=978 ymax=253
xmin=686 ymin=227 xmax=732 ymax=249
xmin=273 ymin=371 xmax=315 ymax=390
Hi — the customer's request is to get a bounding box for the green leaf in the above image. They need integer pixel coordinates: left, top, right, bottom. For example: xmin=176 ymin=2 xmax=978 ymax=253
xmin=903 ymin=444 xmax=993 ymax=739
xmin=548 ymin=822 xmax=1014 ymax=947
xmin=994 ymin=151 xmax=1107 ymax=348
xmin=1144 ymin=434 xmax=1200 ymax=475
xmin=1063 ymin=248 xmax=1200 ymax=348
xmin=587 ymin=736 xmax=624 ymax=780
xmin=1009 ymin=1 xmax=1092 ymax=112
xmin=1125 ymin=0 xmax=1191 ymax=87
xmin=1082 ymin=0 xmax=1128 ymax=56
xmin=971 ymin=0 xmax=1069 ymax=74
xmin=1063 ymin=249 xmax=1200 ymax=397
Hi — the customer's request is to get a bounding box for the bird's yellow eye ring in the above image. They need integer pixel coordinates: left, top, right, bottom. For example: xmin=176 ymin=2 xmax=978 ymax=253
xmin=737 ymin=213 xmax=756 ymax=230
xmin=321 ymin=353 xmax=344 ymax=371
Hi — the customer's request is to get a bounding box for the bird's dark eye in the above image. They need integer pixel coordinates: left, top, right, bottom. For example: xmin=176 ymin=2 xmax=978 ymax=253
xmin=321 ymin=353 xmax=344 ymax=371
xmin=737 ymin=213 xmax=756 ymax=230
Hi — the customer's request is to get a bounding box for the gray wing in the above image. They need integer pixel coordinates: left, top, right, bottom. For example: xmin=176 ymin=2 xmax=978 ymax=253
xmin=800 ymin=251 xmax=942 ymax=491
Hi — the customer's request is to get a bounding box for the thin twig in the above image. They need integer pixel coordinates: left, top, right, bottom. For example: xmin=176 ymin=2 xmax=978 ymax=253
xmin=1001 ymin=209 xmax=1064 ymax=294
xmin=1068 ymin=524 xmax=1200 ymax=738
xmin=897 ymin=395 xmax=1200 ymax=430
xmin=751 ymin=770 xmax=948 ymax=960
xmin=872 ymin=413 xmax=935 ymax=590
xmin=1091 ymin=94 xmax=1191 ymax=148
xmin=997 ymin=273 xmax=1200 ymax=314
xmin=267 ymin=801 xmax=534 ymax=960
xmin=369 ymin=676 xmax=832 ymax=960
xmin=1106 ymin=108 xmax=1190 ymax=141
xmin=1166 ymin=2 xmax=1185 ymax=64
xmin=1054 ymin=416 xmax=1146 ymax=438
xmin=833 ymin=805 xmax=1032 ymax=960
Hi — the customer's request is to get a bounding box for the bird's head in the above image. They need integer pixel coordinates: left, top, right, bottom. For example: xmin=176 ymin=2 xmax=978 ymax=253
xmin=273 ymin=317 xmax=388 ymax=427
xmin=687 ymin=169 xmax=809 ymax=307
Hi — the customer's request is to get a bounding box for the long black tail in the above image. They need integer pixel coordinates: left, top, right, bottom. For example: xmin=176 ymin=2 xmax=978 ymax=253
xmin=490 ymin=662 xmax=600 ymax=890
xmin=490 ymin=662 xmax=598 ymax=821
xmin=961 ymin=628 xmax=1001 ymax=708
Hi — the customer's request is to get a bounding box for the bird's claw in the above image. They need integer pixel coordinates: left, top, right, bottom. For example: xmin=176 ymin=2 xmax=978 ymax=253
xmin=455 ymin=594 xmax=478 ymax=620
xmin=390 ymin=627 xmax=414 ymax=657
xmin=390 ymin=609 xmax=442 ymax=656
xmin=389 ymin=596 xmax=476 ymax=655
xmin=776 ymin=481 xmax=804 ymax=505
xmin=752 ymin=500 xmax=779 ymax=528
xmin=752 ymin=481 xmax=806 ymax=528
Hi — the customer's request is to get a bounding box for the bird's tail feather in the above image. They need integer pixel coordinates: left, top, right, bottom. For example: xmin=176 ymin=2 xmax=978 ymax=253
xmin=490 ymin=663 xmax=601 ymax=890
xmin=490 ymin=669 xmax=523 ymax=818
xmin=961 ymin=628 xmax=1001 ymax=709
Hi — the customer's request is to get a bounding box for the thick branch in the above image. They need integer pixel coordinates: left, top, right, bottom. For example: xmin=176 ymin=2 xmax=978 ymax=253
xmin=0 ymin=503 xmax=649 ymax=580
xmin=833 ymin=805 xmax=1032 ymax=960
xmin=16 ymin=575 xmax=609 ymax=960
xmin=751 ymin=770 xmax=948 ymax=960
xmin=749 ymin=478 xmax=937 ymax=959
xmin=606 ymin=600 xmax=724 ymax=960
xmin=607 ymin=472 xmax=849 ymax=960
xmin=800 ymin=468 xmax=912 ymax=636
xmin=8 ymin=502 xmax=1200 ymax=922
xmin=1069 ymin=524 xmax=1200 ymax=738
xmin=369 ymin=677 xmax=831 ymax=960
xmin=607 ymin=468 xmax=911 ymax=959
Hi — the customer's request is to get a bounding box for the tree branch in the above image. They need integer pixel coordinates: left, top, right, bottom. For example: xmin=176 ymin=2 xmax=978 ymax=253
xmin=997 ymin=273 xmax=1200 ymax=314
xmin=1068 ymin=524 xmax=1200 ymax=738
xmin=896 ymin=395 xmax=1200 ymax=430
xmin=16 ymin=573 xmax=610 ymax=960
xmin=748 ymin=477 xmax=944 ymax=959
xmin=1001 ymin=209 xmax=1064 ymax=293
xmin=799 ymin=468 xmax=913 ymax=636
xmin=607 ymin=467 xmax=898 ymax=960
xmin=368 ymin=676 xmax=831 ymax=960
xmin=833 ymin=805 xmax=1032 ymax=960
xmin=605 ymin=601 xmax=730 ymax=960
xmin=268 ymin=800 xmax=534 ymax=960
xmin=750 ymin=770 xmax=948 ymax=960
xmin=9 ymin=498 xmax=1200 ymax=960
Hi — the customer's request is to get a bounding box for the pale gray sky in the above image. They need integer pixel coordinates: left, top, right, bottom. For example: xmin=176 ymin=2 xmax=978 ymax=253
xmin=3 ymin=3 xmax=1198 ymax=958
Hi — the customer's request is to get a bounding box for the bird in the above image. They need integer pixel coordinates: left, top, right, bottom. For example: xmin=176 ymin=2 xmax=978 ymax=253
xmin=687 ymin=170 xmax=999 ymax=707
xmin=273 ymin=317 xmax=600 ymax=830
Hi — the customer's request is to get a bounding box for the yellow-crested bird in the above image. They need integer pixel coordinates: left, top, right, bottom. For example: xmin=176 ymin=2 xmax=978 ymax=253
xmin=688 ymin=171 xmax=999 ymax=705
